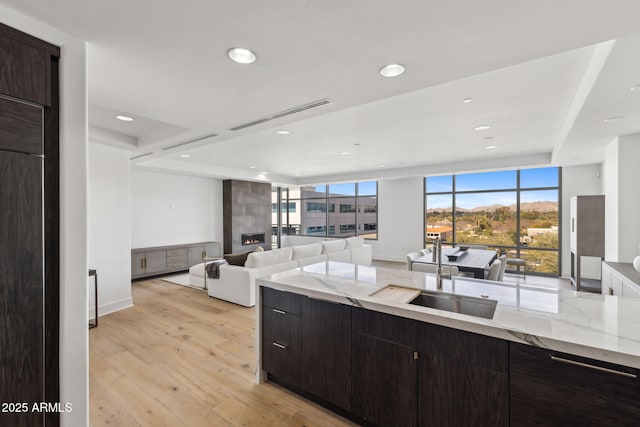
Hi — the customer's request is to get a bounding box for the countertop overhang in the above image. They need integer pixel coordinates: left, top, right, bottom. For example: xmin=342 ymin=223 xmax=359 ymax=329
xmin=256 ymin=261 xmax=640 ymax=369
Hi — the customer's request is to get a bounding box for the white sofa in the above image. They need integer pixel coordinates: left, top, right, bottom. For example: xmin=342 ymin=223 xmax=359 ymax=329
xmin=189 ymin=237 xmax=372 ymax=307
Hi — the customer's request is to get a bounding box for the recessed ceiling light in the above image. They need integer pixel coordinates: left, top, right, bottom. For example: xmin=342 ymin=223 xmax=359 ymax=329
xmin=484 ymin=136 xmax=493 ymax=141
xmin=379 ymin=63 xmax=406 ymax=78
xmin=604 ymin=116 xmax=624 ymax=122
xmin=276 ymin=129 xmax=291 ymax=135
xmin=180 ymin=154 xmax=190 ymax=158
xmin=463 ymin=98 xmax=473 ymax=103
xmin=630 ymin=84 xmax=640 ymax=91
xmin=227 ymin=47 xmax=256 ymax=64
xmin=353 ymin=143 xmax=361 ymax=146
xmin=116 ymin=115 xmax=134 ymax=122
xmin=340 ymin=152 xmax=351 ymax=155
xmin=249 ymin=166 xmax=257 ymax=169
xmin=377 ymin=164 xmax=385 ymax=167
xmin=475 ymin=125 xmax=491 ymax=131
xmin=261 ymin=171 xmax=268 ymax=175
xmin=485 ymin=145 xmax=497 ymax=150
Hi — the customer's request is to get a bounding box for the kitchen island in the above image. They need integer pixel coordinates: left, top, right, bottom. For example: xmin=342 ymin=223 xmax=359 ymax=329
xmin=256 ymin=261 xmax=640 ymax=426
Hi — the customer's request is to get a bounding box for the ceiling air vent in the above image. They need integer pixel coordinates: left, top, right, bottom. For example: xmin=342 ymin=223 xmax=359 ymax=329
xmin=229 ymin=99 xmax=332 ymax=131
xmin=161 ymin=133 xmax=218 ymax=151
xmin=130 ymin=152 xmax=153 ymax=160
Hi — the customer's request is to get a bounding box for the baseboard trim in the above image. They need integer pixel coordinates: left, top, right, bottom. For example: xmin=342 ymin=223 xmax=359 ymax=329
xmin=89 ymin=297 xmax=133 ymax=320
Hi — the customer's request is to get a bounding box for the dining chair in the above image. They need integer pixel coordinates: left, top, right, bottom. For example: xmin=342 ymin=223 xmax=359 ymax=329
xmin=412 ymin=263 xmax=459 ymax=277
xmin=486 ymin=259 xmax=502 ymax=281
xmin=497 ymin=254 xmax=507 ymax=281
xmin=406 ymin=252 xmax=420 ymax=271
xmin=419 ymin=247 xmax=431 ymax=257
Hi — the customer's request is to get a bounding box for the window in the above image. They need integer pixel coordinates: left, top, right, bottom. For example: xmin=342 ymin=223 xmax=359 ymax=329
xmin=272 ymin=202 xmax=295 ymax=213
xmin=425 ymin=167 xmax=560 ymax=275
xmin=276 ymin=181 xmax=378 ymax=240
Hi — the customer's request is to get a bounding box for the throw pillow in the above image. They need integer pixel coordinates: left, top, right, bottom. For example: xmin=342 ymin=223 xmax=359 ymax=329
xmin=255 ymin=245 xmax=264 ymax=252
xmin=224 ymin=251 xmax=252 ymax=266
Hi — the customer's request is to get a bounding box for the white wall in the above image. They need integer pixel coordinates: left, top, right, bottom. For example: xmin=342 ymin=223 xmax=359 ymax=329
xmin=0 ymin=5 xmax=89 ymax=426
xmin=88 ymin=143 xmax=132 ymax=317
xmin=561 ymin=164 xmax=602 ymax=278
xmin=369 ymin=177 xmax=424 ymax=262
xmin=603 ymin=139 xmax=619 ymax=261
xmin=131 ymin=170 xmax=223 ymax=248
xmin=604 ymin=135 xmax=640 ymax=262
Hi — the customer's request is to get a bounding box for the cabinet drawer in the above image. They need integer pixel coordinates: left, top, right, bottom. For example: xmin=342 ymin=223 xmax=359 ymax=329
xmin=420 ymin=323 xmax=508 ymax=372
xmin=262 ymin=307 xmax=301 ymax=344
xmin=510 ymin=343 xmax=640 ymax=426
xmin=167 ymin=248 xmax=187 ymax=257
xmin=262 ymin=287 xmax=304 ymax=315
xmin=166 ymin=258 xmax=187 ymax=269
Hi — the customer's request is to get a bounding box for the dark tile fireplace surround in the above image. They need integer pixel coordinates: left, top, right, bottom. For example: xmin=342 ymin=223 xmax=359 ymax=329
xmin=223 ymin=180 xmax=272 ymax=254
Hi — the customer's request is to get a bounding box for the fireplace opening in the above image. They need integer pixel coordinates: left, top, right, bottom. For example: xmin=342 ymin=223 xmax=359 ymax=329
xmin=241 ymin=232 xmax=266 ymax=246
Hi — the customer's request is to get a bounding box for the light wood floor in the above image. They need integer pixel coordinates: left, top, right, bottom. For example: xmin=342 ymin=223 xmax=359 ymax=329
xmin=89 ymin=278 xmax=357 ymax=426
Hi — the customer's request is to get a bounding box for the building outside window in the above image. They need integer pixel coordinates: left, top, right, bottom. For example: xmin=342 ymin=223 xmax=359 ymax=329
xmin=425 ymin=167 xmax=560 ymax=275
xmin=272 ymin=181 xmax=378 ymax=241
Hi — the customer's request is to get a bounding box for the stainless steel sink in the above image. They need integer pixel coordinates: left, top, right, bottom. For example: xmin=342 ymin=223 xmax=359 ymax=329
xmin=408 ymin=291 xmax=497 ymax=319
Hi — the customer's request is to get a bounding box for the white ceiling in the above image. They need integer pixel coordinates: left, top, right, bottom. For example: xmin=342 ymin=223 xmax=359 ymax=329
xmin=4 ymin=0 xmax=640 ymax=184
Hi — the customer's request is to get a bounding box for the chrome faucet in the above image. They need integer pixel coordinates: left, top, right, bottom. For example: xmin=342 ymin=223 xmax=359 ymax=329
xmin=432 ymin=237 xmax=443 ymax=290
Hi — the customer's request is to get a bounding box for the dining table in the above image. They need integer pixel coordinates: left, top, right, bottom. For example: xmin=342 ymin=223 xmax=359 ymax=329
xmin=412 ymin=247 xmax=498 ymax=279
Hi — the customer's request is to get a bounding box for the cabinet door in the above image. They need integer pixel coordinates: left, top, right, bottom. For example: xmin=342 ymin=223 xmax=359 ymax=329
xmin=417 ymin=324 xmax=508 ymax=427
xmin=601 ymin=263 xmax=612 ymax=295
xmin=188 ymin=246 xmax=205 ymax=266
xmin=144 ymin=250 xmax=166 ymax=274
xmin=302 ymin=298 xmax=351 ymax=411
xmin=352 ymin=332 xmax=417 ymax=427
xmin=0 ymin=152 xmax=44 ymax=426
xmin=419 ymin=353 xmax=508 ymax=427
xmin=611 ymin=272 xmax=623 ymax=296
xmin=131 ymin=252 xmax=145 ymax=276
xmin=510 ymin=343 xmax=640 ymax=426
xmin=622 ymin=280 xmax=640 ymax=298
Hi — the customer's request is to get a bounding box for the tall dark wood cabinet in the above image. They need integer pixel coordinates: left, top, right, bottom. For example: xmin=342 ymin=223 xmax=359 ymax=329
xmin=0 ymin=23 xmax=60 ymax=427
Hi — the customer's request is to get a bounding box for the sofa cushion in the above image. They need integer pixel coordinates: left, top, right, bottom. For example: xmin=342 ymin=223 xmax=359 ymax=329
xmin=245 ymin=247 xmax=293 ymax=268
xmin=345 ymin=236 xmax=365 ymax=248
xmin=322 ymin=239 xmax=346 ymax=254
xmin=292 ymin=242 xmax=323 ymax=260
xmin=224 ymin=251 xmax=252 ymax=266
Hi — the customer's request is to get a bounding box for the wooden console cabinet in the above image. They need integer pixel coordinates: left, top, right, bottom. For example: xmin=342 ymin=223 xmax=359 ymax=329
xmin=131 ymin=241 xmax=221 ymax=279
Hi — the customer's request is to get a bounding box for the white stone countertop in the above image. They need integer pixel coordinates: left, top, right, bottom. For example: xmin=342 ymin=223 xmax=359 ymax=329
xmin=256 ymin=261 xmax=640 ymax=369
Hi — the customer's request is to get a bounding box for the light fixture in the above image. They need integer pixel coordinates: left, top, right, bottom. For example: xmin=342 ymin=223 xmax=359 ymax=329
xmin=116 ymin=115 xmax=134 ymax=122
xmin=276 ymin=129 xmax=291 ymax=135
xmin=249 ymin=166 xmax=257 ymax=169
xmin=377 ymin=164 xmax=385 ymax=167
xmin=485 ymin=145 xmax=497 ymax=150
xmin=484 ymin=136 xmax=493 ymax=141
xmin=604 ymin=116 xmax=624 ymax=122
xmin=631 ymin=84 xmax=640 ymax=91
xmin=180 ymin=154 xmax=190 ymax=158
xmin=261 ymin=171 xmax=268 ymax=175
xmin=353 ymin=143 xmax=361 ymax=146
xmin=340 ymin=152 xmax=350 ymax=155
xmin=475 ymin=125 xmax=491 ymax=131
xmin=379 ymin=63 xmax=406 ymax=78
xmin=227 ymin=47 xmax=256 ymax=64
xmin=463 ymin=98 xmax=473 ymax=103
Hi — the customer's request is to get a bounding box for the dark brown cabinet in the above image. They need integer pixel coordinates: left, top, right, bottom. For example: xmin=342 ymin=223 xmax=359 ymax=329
xmin=510 ymin=343 xmax=640 ymax=427
xmin=417 ymin=324 xmax=508 ymax=427
xmin=261 ymin=288 xmax=304 ymax=388
xmin=301 ymin=298 xmax=351 ymax=411
xmin=352 ymin=332 xmax=418 ymax=427
xmin=261 ymin=288 xmax=352 ymax=411
xmin=0 ymin=23 xmax=60 ymax=427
